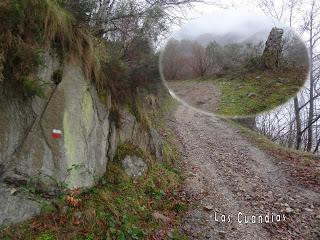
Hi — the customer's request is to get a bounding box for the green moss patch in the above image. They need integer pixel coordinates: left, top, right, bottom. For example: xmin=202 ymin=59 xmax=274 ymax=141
xmin=212 ymin=69 xmax=304 ymax=116
xmin=105 ymin=143 xmax=146 ymax=184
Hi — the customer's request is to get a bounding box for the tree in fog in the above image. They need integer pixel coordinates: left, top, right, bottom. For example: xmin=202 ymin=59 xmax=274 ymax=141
xmin=223 ymin=43 xmax=243 ymax=66
xmin=281 ymin=32 xmax=308 ymax=70
xmin=206 ymin=41 xmax=224 ymax=73
xmin=189 ymin=42 xmax=210 ymax=77
xmin=161 ymin=39 xmax=184 ymax=80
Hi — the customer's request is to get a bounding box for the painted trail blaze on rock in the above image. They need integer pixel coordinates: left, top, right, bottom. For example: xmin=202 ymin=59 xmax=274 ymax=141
xmin=52 ymin=129 xmax=62 ymax=139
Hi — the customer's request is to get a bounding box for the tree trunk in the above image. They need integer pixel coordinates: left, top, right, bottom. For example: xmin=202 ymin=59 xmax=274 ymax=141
xmin=287 ymin=119 xmax=294 ymax=148
xmin=313 ymin=137 xmax=320 ymax=153
xmin=294 ymin=97 xmax=302 ymax=150
xmin=307 ymin=11 xmax=314 ymax=151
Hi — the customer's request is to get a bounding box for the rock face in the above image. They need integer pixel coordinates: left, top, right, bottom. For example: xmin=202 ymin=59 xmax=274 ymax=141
xmin=262 ymin=27 xmax=283 ymax=69
xmin=0 ymin=52 xmax=164 ymax=225
xmin=1 ymin=55 xmax=110 ymax=191
xmin=0 ymin=183 xmax=41 ymax=226
xmin=122 ymin=155 xmax=148 ymax=178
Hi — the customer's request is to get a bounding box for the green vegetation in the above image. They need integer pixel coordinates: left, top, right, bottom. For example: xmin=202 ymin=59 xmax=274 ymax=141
xmin=212 ymin=70 xmax=303 ymax=116
xmin=0 ymin=138 xmax=187 ymax=240
xmin=105 ymin=143 xmax=147 ymax=184
xmin=179 ymin=68 xmax=304 ymax=116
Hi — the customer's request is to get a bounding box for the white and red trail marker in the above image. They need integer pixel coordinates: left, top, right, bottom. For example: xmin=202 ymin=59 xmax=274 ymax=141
xmin=52 ymin=129 xmax=63 ymax=139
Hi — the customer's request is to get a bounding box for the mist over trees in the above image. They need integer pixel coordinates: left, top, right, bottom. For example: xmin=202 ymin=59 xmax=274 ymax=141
xmin=162 ymin=38 xmax=263 ymax=80
xmin=161 ymin=28 xmax=307 ymax=81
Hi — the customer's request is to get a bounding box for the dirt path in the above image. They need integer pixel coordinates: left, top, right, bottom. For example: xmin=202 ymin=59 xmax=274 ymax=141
xmin=167 ymin=80 xmax=220 ymax=113
xmin=170 ymin=104 xmax=320 ymax=240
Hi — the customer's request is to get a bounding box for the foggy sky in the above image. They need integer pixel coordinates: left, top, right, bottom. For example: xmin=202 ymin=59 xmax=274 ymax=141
xmin=171 ymin=9 xmax=285 ymax=42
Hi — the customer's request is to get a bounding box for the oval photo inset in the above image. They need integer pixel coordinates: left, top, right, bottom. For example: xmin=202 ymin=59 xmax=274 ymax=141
xmin=160 ymin=12 xmax=309 ymax=117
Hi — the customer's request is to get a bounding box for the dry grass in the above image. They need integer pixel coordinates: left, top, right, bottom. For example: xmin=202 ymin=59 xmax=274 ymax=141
xmin=43 ymin=0 xmax=75 ymax=50
xmin=0 ymin=0 xmax=110 ymax=98
xmin=42 ymin=0 xmax=106 ymax=85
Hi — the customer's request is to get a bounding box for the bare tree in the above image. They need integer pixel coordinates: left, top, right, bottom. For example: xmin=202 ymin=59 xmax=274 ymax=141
xmin=302 ymin=0 xmax=320 ymax=151
xmin=189 ymin=42 xmax=210 ymax=77
xmin=161 ymin=39 xmax=184 ymax=80
xmin=258 ymin=0 xmax=302 ymax=24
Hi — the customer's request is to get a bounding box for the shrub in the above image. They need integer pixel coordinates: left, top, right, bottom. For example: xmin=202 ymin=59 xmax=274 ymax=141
xmin=245 ymin=55 xmax=263 ymax=71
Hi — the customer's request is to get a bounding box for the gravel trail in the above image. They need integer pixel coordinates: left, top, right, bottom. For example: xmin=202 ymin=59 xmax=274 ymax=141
xmin=170 ymin=104 xmax=320 ymax=240
xmin=167 ymin=80 xmax=220 ymax=113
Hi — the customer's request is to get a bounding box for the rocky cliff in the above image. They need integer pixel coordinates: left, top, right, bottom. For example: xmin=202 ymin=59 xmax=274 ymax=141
xmin=0 ymin=52 xmax=165 ymax=226
xmin=262 ymin=27 xmax=284 ymax=69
